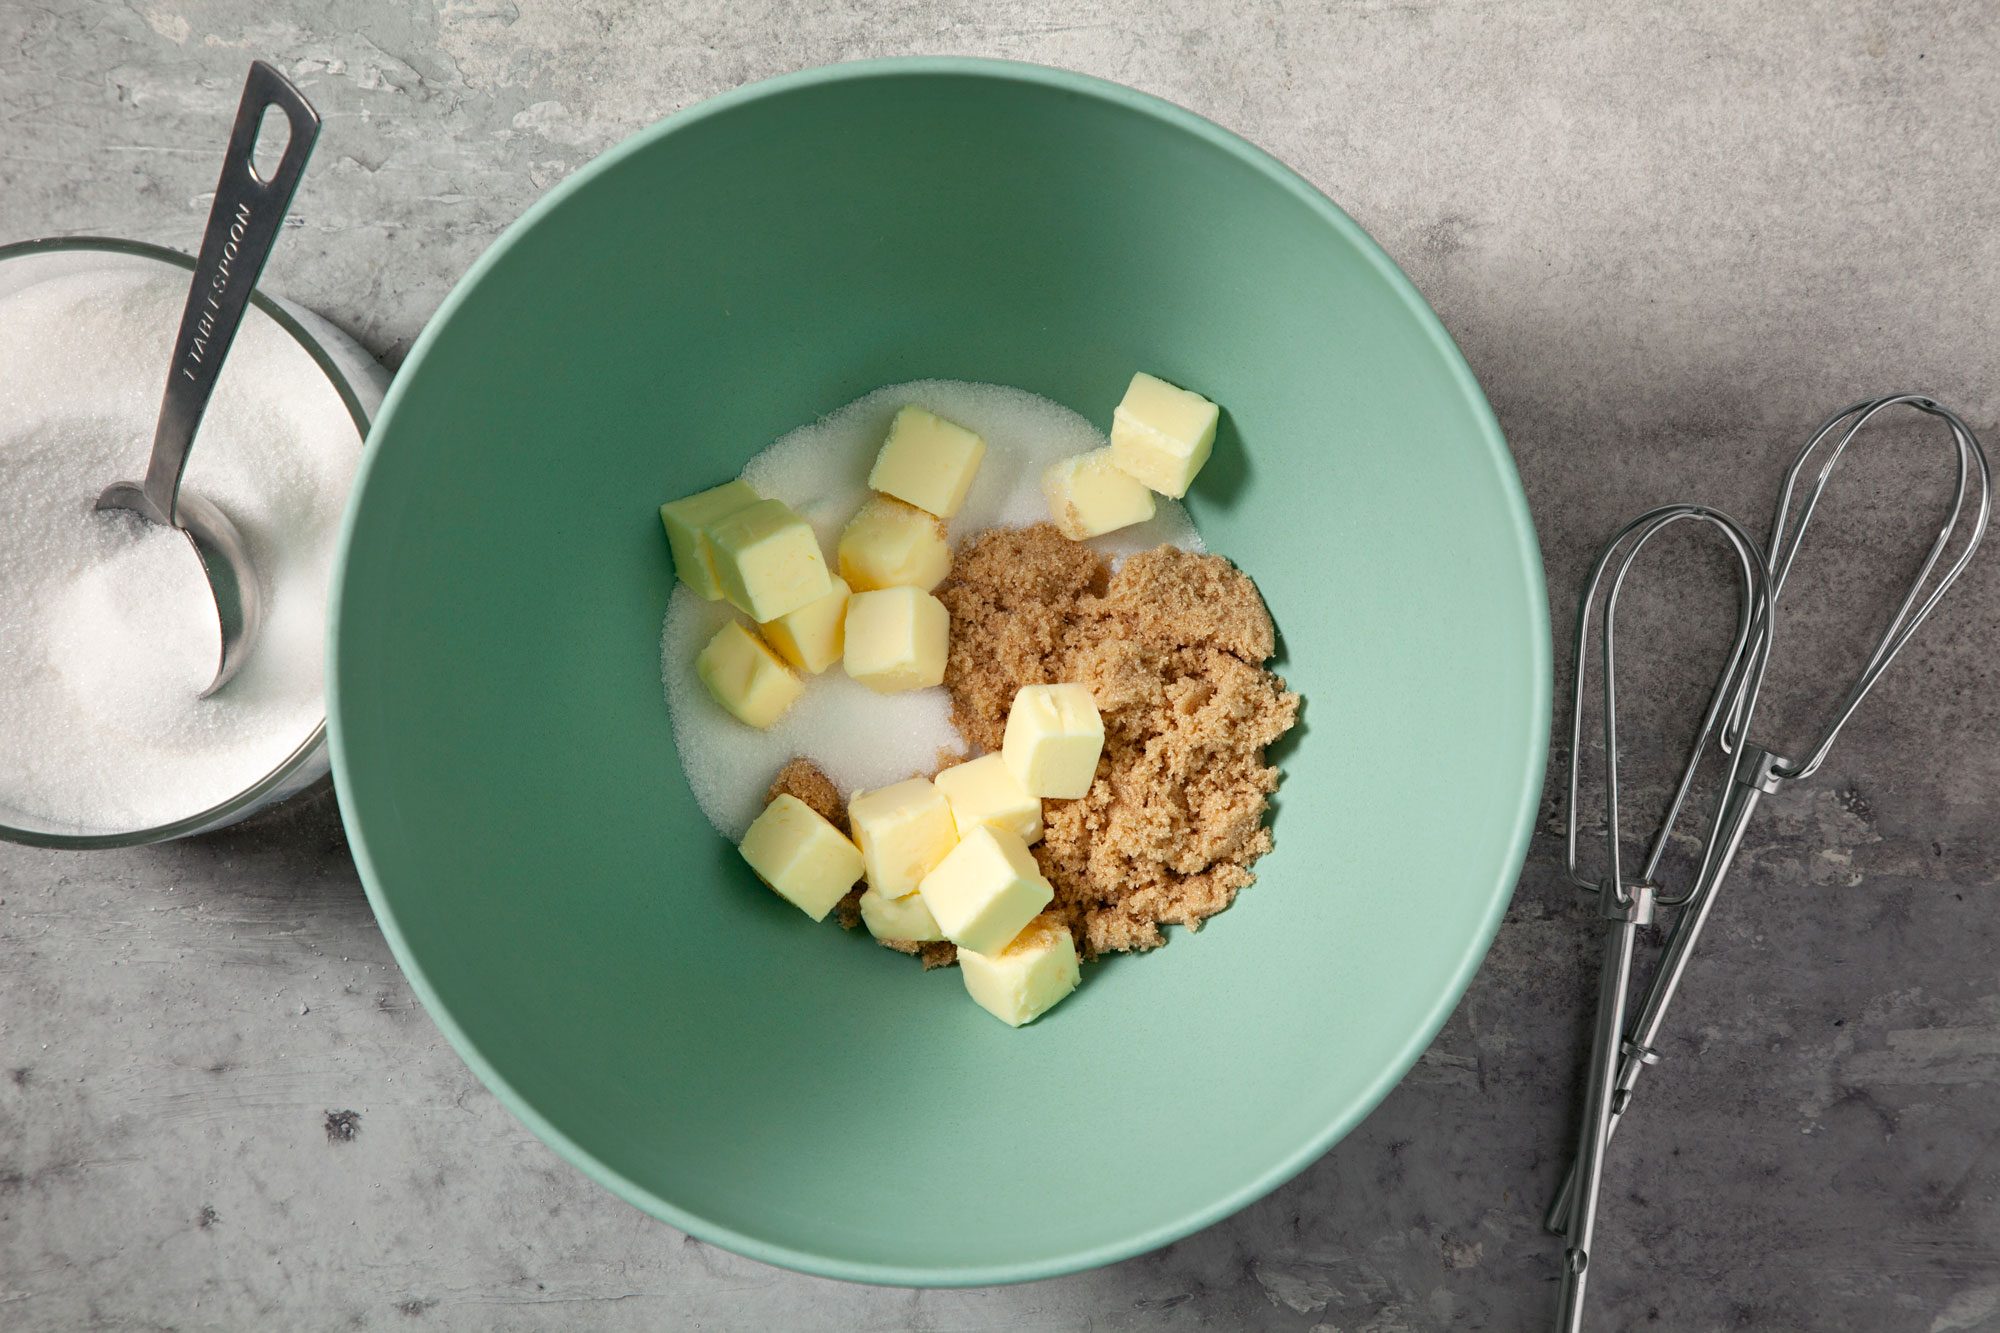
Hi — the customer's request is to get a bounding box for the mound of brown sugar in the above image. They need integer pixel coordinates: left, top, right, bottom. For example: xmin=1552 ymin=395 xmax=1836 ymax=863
xmin=937 ymin=525 xmax=1299 ymax=956
xmin=764 ymin=526 xmax=1298 ymax=966
xmin=768 ymin=757 xmax=845 ymax=830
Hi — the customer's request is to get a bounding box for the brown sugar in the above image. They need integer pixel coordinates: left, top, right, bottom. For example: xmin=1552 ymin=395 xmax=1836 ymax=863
xmin=937 ymin=526 xmax=1299 ymax=957
xmin=765 ymin=525 xmax=1298 ymax=965
xmin=933 ymin=523 xmax=1107 ymax=753
xmin=877 ymin=937 xmax=959 ymax=970
xmin=767 ymin=757 xmax=846 ymax=831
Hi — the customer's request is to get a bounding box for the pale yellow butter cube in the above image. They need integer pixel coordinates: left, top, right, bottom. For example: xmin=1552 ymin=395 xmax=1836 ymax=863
xmin=934 ymin=753 xmax=1042 ymax=846
xmin=1041 ymin=448 xmax=1156 ymax=540
xmin=837 ymin=496 xmax=951 ymax=592
xmin=707 ymin=498 xmax=833 ymax=621
xmin=959 ymin=913 xmax=1081 ymax=1027
xmin=695 ymin=621 xmax=803 ymax=729
xmin=759 ymin=575 xmax=849 ymax=675
xmin=1109 ymin=371 xmax=1219 ymax=498
xmin=868 ymin=404 xmax=987 ymax=518
xmin=848 ymin=777 xmax=958 ymax=899
xmin=659 ymin=479 xmax=760 ymax=600
xmin=917 ymin=825 xmax=1054 ymax=955
xmin=859 ymin=886 xmax=945 ymax=942
xmin=843 ymin=587 xmax=948 ymax=694
xmin=1002 ymin=683 xmax=1103 ymax=799
xmin=738 ymin=793 xmax=864 ymax=922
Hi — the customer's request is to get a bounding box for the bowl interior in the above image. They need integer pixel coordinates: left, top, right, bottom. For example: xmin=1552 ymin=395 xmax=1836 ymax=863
xmin=330 ymin=60 xmax=1548 ymax=1283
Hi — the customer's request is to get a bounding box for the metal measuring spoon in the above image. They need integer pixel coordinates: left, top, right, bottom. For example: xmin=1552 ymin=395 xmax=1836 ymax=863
xmin=95 ymin=61 xmax=320 ymax=698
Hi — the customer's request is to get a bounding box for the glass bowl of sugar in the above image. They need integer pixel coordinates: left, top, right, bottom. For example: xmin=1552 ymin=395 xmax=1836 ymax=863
xmin=0 ymin=237 xmax=387 ymax=847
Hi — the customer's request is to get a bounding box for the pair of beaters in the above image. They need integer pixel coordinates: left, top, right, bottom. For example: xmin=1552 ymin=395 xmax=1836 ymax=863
xmin=1548 ymin=395 xmax=1990 ymax=1331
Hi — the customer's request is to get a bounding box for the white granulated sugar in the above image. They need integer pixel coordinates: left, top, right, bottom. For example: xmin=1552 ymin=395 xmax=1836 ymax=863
xmin=663 ymin=379 xmax=1202 ymax=839
xmin=0 ymin=267 xmax=360 ymax=834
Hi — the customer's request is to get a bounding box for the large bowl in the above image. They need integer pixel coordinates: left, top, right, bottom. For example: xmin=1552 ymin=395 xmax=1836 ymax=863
xmin=0 ymin=237 xmax=387 ymax=848
xmin=330 ymin=59 xmax=1549 ymax=1284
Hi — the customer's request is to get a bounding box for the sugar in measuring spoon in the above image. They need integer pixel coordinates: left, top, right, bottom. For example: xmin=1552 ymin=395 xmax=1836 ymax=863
xmin=93 ymin=61 xmax=319 ymax=697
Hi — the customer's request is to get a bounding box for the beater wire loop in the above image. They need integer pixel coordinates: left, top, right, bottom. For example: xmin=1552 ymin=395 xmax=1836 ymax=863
xmin=1723 ymin=394 xmax=1992 ymax=779
xmin=1563 ymin=506 xmax=1774 ymax=910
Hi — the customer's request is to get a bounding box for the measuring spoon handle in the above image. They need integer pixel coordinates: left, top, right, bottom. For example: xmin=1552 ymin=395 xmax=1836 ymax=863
xmin=142 ymin=60 xmax=320 ymax=524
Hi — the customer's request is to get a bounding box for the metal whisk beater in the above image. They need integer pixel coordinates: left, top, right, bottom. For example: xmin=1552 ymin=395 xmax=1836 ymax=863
xmin=1549 ymin=395 xmax=1992 ymax=1332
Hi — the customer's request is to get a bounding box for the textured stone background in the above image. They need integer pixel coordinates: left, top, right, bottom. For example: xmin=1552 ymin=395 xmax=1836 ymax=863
xmin=3 ymin=3 xmax=1997 ymax=1329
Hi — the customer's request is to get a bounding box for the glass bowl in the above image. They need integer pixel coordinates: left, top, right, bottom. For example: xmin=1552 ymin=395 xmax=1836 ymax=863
xmin=0 ymin=236 xmax=387 ymax=848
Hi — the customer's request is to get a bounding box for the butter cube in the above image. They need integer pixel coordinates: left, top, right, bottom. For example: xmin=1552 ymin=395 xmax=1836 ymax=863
xmin=1002 ymin=683 xmax=1103 ymax=799
xmin=859 ymin=886 xmax=945 ymax=942
xmin=759 ymin=575 xmax=849 ymax=675
xmin=1109 ymin=372 xmax=1219 ymax=498
xmin=1042 ymin=448 xmax=1156 ymax=541
xmin=918 ymin=825 xmax=1054 ymax=955
xmin=843 ymin=587 xmax=948 ymax=694
xmin=707 ymin=498 xmax=833 ymax=621
xmin=934 ymin=753 xmax=1043 ymax=846
xmin=660 ymin=479 xmax=760 ymax=600
xmin=739 ymin=793 xmax=864 ymax=921
xmin=695 ymin=620 xmax=803 ymax=728
xmin=959 ymin=913 xmax=1082 ymax=1027
xmin=848 ymin=777 xmax=958 ymax=898
xmin=868 ymin=404 xmax=987 ymax=518
xmin=837 ymin=496 xmax=951 ymax=592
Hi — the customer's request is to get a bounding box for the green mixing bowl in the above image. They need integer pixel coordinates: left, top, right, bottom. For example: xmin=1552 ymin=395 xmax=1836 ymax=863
xmin=329 ymin=58 xmax=1549 ymax=1284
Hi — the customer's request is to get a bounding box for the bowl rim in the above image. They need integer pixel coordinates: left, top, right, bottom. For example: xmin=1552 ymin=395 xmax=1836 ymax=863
xmin=0 ymin=235 xmax=375 ymax=849
xmin=328 ymin=55 xmax=1552 ymax=1287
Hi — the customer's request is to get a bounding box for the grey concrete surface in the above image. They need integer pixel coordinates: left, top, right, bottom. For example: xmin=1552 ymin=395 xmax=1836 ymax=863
xmin=3 ymin=2 xmax=1998 ymax=1329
